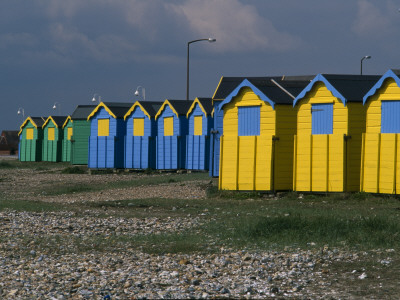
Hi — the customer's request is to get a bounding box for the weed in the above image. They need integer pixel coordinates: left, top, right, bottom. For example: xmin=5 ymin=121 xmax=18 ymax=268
xmin=61 ymin=166 xmax=87 ymax=174
xmin=0 ymin=161 xmax=16 ymax=169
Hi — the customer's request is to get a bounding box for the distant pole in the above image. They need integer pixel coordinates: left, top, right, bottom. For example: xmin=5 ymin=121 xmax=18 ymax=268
xmin=52 ymin=102 xmax=61 ymax=115
xmin=360 ymin=55 xmax=371 ymax=75
xmin=17 ymin=107 xmax=25 ymax=121
xmin=186 ymin=38 xmax=216 ymax=100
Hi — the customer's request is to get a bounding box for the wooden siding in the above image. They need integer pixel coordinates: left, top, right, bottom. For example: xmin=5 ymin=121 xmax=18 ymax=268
xmin=125 ymin=106 xmax=156 ymax=169
xmin=62 ymin=120 xmax=73 ymax=162
xmin=19 ymin=121 xmax=42 ymax=162
xmin=209 ymin=104 xmax=223 ymax=177
xmin=294 ymin=82 xmax=364 ymax=192
xmin=88 ymin=107 xmax=126 ymax=169
xmin=361 ymin=78 xmax=400 ymax=193
xmin=70 ymin=120 xmax=91 ymax=165
xmin=42 ymin=121 xmax=62 ymax=162
xmin=186 ymin=103 xmax=211 ymax=170
xmin=156 ymin=104 xmax=187 ymax=169
xmin=219 ymin=87 xmax=289 ymax=191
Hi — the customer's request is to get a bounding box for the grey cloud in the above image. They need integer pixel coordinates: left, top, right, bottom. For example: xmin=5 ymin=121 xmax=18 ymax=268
xmin=167 ymin=0 xmax=302 ymax=53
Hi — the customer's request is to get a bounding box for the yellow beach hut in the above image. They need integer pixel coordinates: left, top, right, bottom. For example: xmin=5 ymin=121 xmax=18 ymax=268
xmin=293 ymin=74 xmax=380 ymax=192
xmin=361 ymin=69 xmax=400 ymax=194
xmin=218 ymin=77 xmax=311 ymax=191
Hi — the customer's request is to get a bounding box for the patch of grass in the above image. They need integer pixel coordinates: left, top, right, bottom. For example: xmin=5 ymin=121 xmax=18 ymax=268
xmin=44 ymin=184 xmax=95 ymax=196
xmin=231 ymin=214 xmax=400 ymax=249
xmin=61 ymin=166 xmax=87 ymax=174
xmin=0 ymin=199 xmax=66 ymax=212
xmin=206 ymin=185 xmax=263 ymax=200
xmin=0 ymin=161 xmax=16 ymax=169
xmin=90 ymin=169 xmax=115 ymax=175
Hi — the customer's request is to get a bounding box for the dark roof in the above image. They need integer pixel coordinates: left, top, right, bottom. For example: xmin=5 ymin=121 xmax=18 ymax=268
xmin=315 ymin=74 xmax=380 ymax=102
xmin=0 ymin=131 xmax=19 ymax=147
xmin=71 ymin=105 xmax=97 ymax=120
xmin=196 ymin=98 xmax=213 ymax=114
xmin=137 ymin=101 xmax=163 ymax=117
xmin=49 ymin=116 xmax=69 ymax=127
xmin=391 ymin=69 xmax=400 ymax=76
xmin=103 ymin=102 xmax=133 ymax=118
xmin=30 ymin=117 xmax=46 ymax=128
xmin=213 ymin=76 xmax=315 ymax=105
xmin=213 ymin=76 xmax=315 ymax=101
xmin=166 ymin=100 xmax=193 ymax=116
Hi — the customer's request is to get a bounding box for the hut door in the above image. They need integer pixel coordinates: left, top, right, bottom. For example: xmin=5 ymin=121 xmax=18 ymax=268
xmin=311 ymin=103 xmax=333 ymax=134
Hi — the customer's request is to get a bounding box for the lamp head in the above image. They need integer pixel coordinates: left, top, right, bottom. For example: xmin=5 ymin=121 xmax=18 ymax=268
xmin=17 ymin=110 xmax=21 ymax=115
xmin=92 ymin=97 xmax=96 ymax=102
xmin=135 ymin=90 xmax=139 ymax=96
xmin=365 ymin=55 xmax=371 ymax=59
xmin=208 ymin=38 xmax=216 ymax=42
xmin=53 ymin=105 xmax=57 ymax=109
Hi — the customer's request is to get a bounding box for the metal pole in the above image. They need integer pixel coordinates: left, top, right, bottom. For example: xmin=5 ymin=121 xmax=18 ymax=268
xmin=186 ymin=38 xmax=216 ymax=100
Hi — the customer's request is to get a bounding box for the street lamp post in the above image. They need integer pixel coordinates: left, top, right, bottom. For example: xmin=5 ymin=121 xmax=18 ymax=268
xmin=52 ymin=102 xmax=61 ymax=115
xmin=135 ymin=86 xmax=146 ymax=101
xmin=92 ymin=93 xmax=101 ymax=104
xmin=17 ymin=107 xmax=25 ymax=121
xmin=187 ymin=38 xmax=216 ymax=100
xmin=360 ymin=55 xmax=371 ymax=75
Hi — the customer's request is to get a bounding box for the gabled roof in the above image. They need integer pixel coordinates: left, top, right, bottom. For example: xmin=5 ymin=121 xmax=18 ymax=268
xmin=155 ymin=99 xmax=193 ymax=120
xmin=18 ymin=116 xmax=47 ymax=135
xmin=186 ymin=98 xmax=213 ymax=117
xmin=212 ymin=75 xmax=314 ymax=101
xmin=87 ymin=102 xmax=133 ymax=120
xmin=293 ymin=74 xmax=381 ymax=107
xmin=42 ymin=116 xmax=69 ymax=128
xmin=124 ymin=101 xmax=163 ymax=120
xmin=71 ymin=105 xmax=97 ymax=120
xmin=363 ymin=69 xmax=400 ymax=104
xmin=62 ymin=116 xmax=72 ymax=129
xmin=218 ymin=76 xmax=313 ymax=111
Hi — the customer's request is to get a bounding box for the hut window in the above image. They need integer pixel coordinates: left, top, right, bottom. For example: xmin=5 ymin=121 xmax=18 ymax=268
xmin=133 ymin=118 xmax=144 ymax=136
xmin=26 ymin=128 xmax=33 ymax=140
xmin=164 ymin=117 xmax=174 ymax=136
xmin=381 ymin=101 xmax=400 ymax=133
xmin=194 ymin=116 xmax=202 ymax=136
xmin=98 ymin=119 xmax=109 ymax=136
xmin=311 ymin=103 xmax=333 ymax=134
xmin=238 ymin=106 xmax=260 ymax=136
xmin=48 ymin=128 xmax=55 ymax=141
xmin=67 ymin=127 xmax=73 ymax=140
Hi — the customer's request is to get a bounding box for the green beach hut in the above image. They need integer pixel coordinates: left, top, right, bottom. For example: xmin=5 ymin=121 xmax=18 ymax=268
xmin=69 ymin=105 xmax=96 ymax=165
xmin=18 ymin=116 xmax=46 ymax=162
xmin=42 ymin=116 xmax=68 ymax=162
xmin=61 ymin=116 xmax=73 ymax=162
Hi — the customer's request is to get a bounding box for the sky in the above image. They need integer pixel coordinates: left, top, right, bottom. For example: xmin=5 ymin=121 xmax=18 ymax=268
xmin=2 ymin=0 xmax=400 ymax=131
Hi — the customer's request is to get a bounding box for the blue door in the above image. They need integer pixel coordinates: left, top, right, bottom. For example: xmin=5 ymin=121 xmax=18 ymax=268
xmin=381 ymin=101 xmax=400 ymax=133
xmin=311 ymin=103 xmax=333 ymax=135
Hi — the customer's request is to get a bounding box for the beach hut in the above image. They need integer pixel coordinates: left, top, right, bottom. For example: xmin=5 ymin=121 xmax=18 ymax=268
xmin=186 ymin=97 xmax=213 ymax=171
xmin=61 ymin=116 xmax=73 ymax=162
xmin=68 ymin=105 xmax=96 ymax=165
xmin=293 ymin=74 xmax=380 ymax=192
xmin=155 ymin=99 xmax=191 ymax=170
xmin=42 ymin=116 xmax=68 ymax=162
xmin=87 ymin=102 xmax=132 ymax=169
xmin=123 ymin=101 xmax=162 ymax=169
xmin=218 ymin=77 xmax=312 ymax=191
xmin=361 ymin=69 xmax=400 ymax=194
xmin=18 ymin=117 xmax=46 ymax=162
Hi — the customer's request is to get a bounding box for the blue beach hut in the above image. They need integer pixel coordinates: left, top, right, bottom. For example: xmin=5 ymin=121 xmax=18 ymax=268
xmin=186 ymin=97 xmax=213 ymax=171
xmin=87 ymin=102 xmax=132 ymax=169
xmin=123 ymin=101 xmax=162 ymax=169
xmin=155 ymin=99 xmax=191 ymax=170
